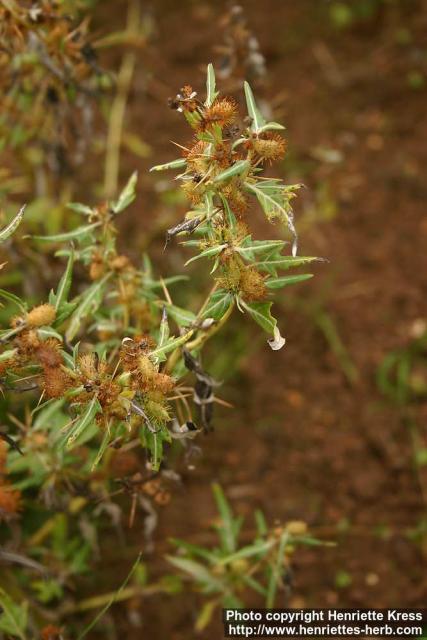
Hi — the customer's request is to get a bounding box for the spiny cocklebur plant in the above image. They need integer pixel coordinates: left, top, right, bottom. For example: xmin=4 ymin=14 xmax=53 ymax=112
xmin=0 ymin=67 xmax=320 ymax=634
xmin=2 ymin=65 xmax=318 ymax=472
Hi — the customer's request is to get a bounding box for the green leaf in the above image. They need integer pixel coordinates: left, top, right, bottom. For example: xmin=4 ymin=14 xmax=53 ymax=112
xmin=266 ymin=531 xmax=289 ymax=608
xmin=184 ymin=243 xmax=227 ymax=266
xmin=240 ymin=300 xmax=276 ymax=334
xmin=0 ymin=348 xmax=18 ymax=363
xmin=0 ymin=326 xmax=23 ymax=342
xmin=212 ymin=483 xmax=238 ymax=554
xmin=112 ymin=171 xmax=138 ymax=213
xmin=244 ymin=81 xmax=265 ymax=133
xmin=163 ymin=304 xmax=196 ymax=328
xmin=142 ymin=427 xmax=169 ymax=471
xmin=0 ymin=588 xmax=28 ymax=640
xmin=170 ymin=538 xmax=218 ymax=563
xmin=205 ymin=63 xmax=219 ymax=107
xmin=236 ymin=239 xmax=286 ymax=257
xmin=219 ymin=194 xmax=237 ymax=228
xmin=31 ymin=223 xmax=100 ymax=243
xmin=53 ymin=246 xmax=74 ymax=311
xmin=213 ymin=160 xmax=250 ymax=184
xmin=245 ymin=181 xmax=298 ymax=253
xmin=150 ymin=158 xmax=187 ymax=172
xmin=150 ymin=329 xmax=193 ymax=359
xmin=256 ymin=256 xmax=319 ymax=271
xmin=202 ymin=290 xmax=233 ymax=321
xmin=37 ymin=327 xmax=64 ymax=341
xmin=166 ymin=556 xmax=223 ymax=592
xmin=255 ymin=510 xmax=268 ymax=537
xmin=258 ymin=122 xmax=285 ymax=133
xmin=62 ymin=395 xmax=101 ymax=450
xmin=33 ymin=398 xmax=65 ymax=430
xmin=266 ymin=273 xmax=313 ymax=289
xmin=218 ymin=539 xmax=274 ymax=566
xmin=65 ymin=273 xmax=111 ymax=342
xmin=242 ymin=574 xmax=268 ymax=597
xmin=54 ymin=301 xmax=78 ymax=327
xmin=158 ymin=307 xmax=170 ymax=347
xmin=0 ymin=205 xmax=26 ymax=244
xmin=0 ymin=289 xmax=26 ymax=311
xmin=67 ymin=202 xmax=93 ymax=216
xmin=91 ymin=422 xmax=112 ymax=470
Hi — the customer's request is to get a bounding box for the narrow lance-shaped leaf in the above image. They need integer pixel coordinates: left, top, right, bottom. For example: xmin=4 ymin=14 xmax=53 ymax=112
xmin=0 ymin=289 xmax=26 ymax=311
xmin=166 ymin=556 xmax=224 ymax=592
xmin=158 ymin=307 xmax=170 ymax=347
xmin=170 ymin=538 xmax=218 ymax=563
xmin=31 ymin=223 xmax=100 ymax=243
xmin=0 ymin=205 xmax=26 ymax=244
xmin=91 ymin=422 xmax=112 ymax=470
xmin=67 ymin=202 xmax=93 ymax=216
xmin=265 ymin=273 xmax=313 ymax=289
xmin=0 ymin=349 xmax=18 ymax=363
xmin=258 ymin=122 xmax=285 ymax=133
xmin=143 ymin=429 xmax=167 ymax=472
xmin=217 ymin=539 xmax=275 ymax=566
xmin=150 ymin=158 xmax=187 ymax=172
xmin=243 ymin=81 xmax=265 ymax=133
xmin=212 ymin=483 xmax=238 ymax=554
xmin=65 ymin=273 xmax=112 ymax=342
xmin=213 ymin=160 xmax=250 ymax=184
xmin=150 ymin=329 xmax=194 ymax=359
xmin=64 ymin=395 xmax=101 ymax=449
xmin=53 ymin=246 xmax=74 ymax=311
xmin=112 ymin=171 xmax=138 ymax=213
xmin=184 ymin=243 xmax=227 ymax=266
xmin=266 ymin=531 xmax=289 ymax=608
xmin=236 ymin=240 xmax=286 ymax=257
xmin=205 ymin=63 xmax=219 ymax=107
xmin=255 ymin=256 xmax=319 ymax=271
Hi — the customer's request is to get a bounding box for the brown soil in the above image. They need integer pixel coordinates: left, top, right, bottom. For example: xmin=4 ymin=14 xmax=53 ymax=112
xmin=87 ymin=0 xmax=427 ymax=637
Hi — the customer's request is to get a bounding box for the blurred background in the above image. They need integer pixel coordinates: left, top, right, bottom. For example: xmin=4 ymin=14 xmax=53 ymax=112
xmin=2 ymin=0 xmax=427 ymax=637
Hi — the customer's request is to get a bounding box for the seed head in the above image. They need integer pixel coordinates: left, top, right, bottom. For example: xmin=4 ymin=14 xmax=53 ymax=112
xmin=239 ymin=267 xmax=267 ymax=301
xmin=185 ymin=139 xmax=209 ymax=174
xmin=26 ymin=304 xmax=56 ymax=327
xmin=221 ymin=183 xmax=248 ymax=217
xmin=43 ymin=369 xmax=72 ymax=399
xmin=252 ymin=133 xmax=287 ymax=163
xmin=203 ymin=97 xmax=238 ymax=129
xmin=36 ymin=339 xmax=62 ymax=369
xmin=78 ymin=353 xmax=98 ymax=380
